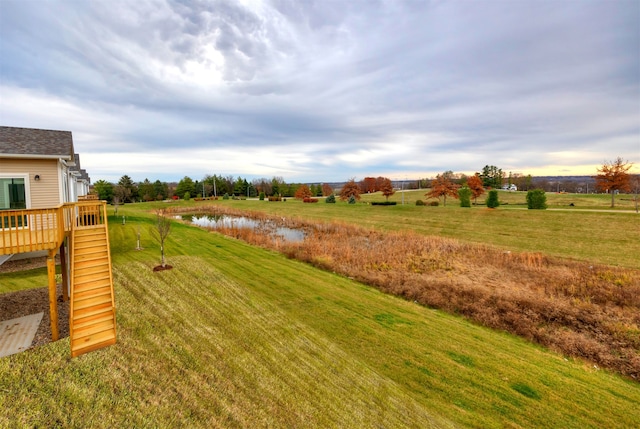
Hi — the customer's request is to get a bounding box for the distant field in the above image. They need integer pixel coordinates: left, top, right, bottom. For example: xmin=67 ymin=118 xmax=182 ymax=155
xmin=1 ymin=207 xmax=639 ymax=428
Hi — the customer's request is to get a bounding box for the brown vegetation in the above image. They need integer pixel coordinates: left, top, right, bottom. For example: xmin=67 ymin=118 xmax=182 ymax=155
xmin=170 ymin=205 xmax=640 ymax=379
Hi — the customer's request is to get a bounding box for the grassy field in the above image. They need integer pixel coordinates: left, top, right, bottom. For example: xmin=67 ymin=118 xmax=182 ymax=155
xmin=1 ymin=205 xmax=640 ymax=428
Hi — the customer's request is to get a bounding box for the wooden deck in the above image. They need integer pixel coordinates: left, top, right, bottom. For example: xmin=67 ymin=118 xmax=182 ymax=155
xmin=0 ymin=208 xmax=64 ymax=255
xmin=1 ymin=201 xmax=116 ymax=357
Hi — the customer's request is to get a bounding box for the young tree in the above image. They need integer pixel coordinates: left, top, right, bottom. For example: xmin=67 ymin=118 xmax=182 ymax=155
xmin=458 ymin=186 xmax=471 ymax=208
xmin=594 ymin=157 xmax=633 ymax=208
xmin=379 ymin=177 xmax=395 ymax=201
xmin=150 ymin=209 xmax=172 ymax=269
xmin=480 ymin=165 xmax=504 ymax=189
xmin=294 ymin=184 xmax=312 ymax=200
xmin=340 ymin=178 xmax=361 ymax=201
xmin=466 ymin=174 xmax=484 ymax=205
xmin=426 ymin=171 xmax=459 ymax=206
xmin=526 ymin=189 xmax=547 ymax=209
xmin=486 ymin=189 xmax=500 ymax=208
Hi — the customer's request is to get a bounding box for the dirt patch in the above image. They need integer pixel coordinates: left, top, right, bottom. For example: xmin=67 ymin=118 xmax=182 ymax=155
xmin=0 ymin=256 xmax=56 ymax=274
xmin=0 ymin=285 xmax=70 ymax=349
xmin=153 ymin=264 xmax=173 ymax=272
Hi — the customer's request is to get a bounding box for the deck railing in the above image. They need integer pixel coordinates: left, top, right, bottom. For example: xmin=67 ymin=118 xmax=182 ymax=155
xmin=0 ymin=201 xmax=108 ymax=256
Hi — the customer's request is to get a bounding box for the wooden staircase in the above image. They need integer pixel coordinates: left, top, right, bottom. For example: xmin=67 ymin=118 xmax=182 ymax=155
xmin=70 ymin=224 xmax=116 ymax=357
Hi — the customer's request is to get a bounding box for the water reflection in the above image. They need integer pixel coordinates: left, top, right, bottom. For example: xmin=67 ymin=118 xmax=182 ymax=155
xmin=186 ymin=214 xmax=305 ymax=242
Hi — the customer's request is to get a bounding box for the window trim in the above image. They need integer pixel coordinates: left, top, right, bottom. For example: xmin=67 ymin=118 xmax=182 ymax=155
xmin=0 ymin=173 xmax=31 ymax=210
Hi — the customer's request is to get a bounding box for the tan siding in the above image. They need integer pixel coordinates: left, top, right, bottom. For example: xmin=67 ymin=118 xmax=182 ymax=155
xmin=0 ymin=158 xmax=61 ymax=208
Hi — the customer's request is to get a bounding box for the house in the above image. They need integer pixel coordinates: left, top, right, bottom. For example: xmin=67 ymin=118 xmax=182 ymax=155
xmin=0 ymin=126 xmax=90 ymax=213
xmin=0 ymin=126 xmax=116 ymax=357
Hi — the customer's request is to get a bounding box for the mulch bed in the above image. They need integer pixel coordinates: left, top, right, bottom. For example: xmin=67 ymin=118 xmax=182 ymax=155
xmin=0 ymin=257 xmax=70 ymax=349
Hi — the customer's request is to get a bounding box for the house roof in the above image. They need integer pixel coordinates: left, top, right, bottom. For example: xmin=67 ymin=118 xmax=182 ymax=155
xmin=69 ymin=154 xmax=91 ymax=183
xmin=0 ymin=126 xmax=75 ymax=160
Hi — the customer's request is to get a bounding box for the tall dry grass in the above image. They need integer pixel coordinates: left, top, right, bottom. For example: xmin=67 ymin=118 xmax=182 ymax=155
xmin=170 ymin=205 xmax=640 ymax=379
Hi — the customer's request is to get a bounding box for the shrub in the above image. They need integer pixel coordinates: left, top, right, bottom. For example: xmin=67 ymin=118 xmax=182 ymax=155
xmin=303 ymin=198 xmax=319 ymax=203
xmin=458 ymin=186 xmax=471 ymax=208
xmin=268 ymin=195 xmax=282 ymax=202
xmin=325 ymin=194 xmax=336 ymax=203
xmin=222 ymin=193 xmax=230 ymax=200
xmin=259 ymin=192 xmax=265 ymax=201
xmin=371 ymin=201 xmax=397 ymax=206
xmin=415 ymin=199 xmax=425 ymax=206
xmin=526 ymin=189 xmax=547 ymax=209
xmin=184 ymin=192 xmax=191 ymax=201
xmin=486 ymin=190 xmax=500 ymax=208
xmin=348 ymin=195 xmax=357 ymax=204
xmin=429 ymin=201 xmax=439 ymax=206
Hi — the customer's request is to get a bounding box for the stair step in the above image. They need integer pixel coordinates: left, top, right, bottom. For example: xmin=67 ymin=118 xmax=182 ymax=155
xmin=73 ymin=293 xmax=113 ymax=311
xmin=74 ymin=232 xmax=106 ymax=241
xmin=73 ymin=242 xmax=107 ymax=252
xmin=74 ymin=258 xmax=109 ymax=270
xmin=73 ymin=319 xmax=115 ymax=338
xmin=73 ymin=312 xmax=114 ymax=330
xmin=74 ymin=264 xmax=109 ymax=278
xmin=71 ymin=331 xmax=116 ymax=357
xmin=74 ymin=271 xmax=111 ymax=285
xmin=73 ymin=306 xmax=114 ymax=324
xmin=74 ymin=285 xmax=113 ymax=301
xmin=73 ymin=278 xmax=112 ymax=294
xmin=73 ymin=301 xmax=113 ymax=319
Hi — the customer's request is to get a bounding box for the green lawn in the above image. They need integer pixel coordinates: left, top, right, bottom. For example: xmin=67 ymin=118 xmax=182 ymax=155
xmin=1 ymin=207 xmax=639 ymax=428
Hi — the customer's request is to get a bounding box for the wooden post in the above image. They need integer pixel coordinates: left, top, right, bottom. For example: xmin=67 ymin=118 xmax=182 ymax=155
xmin=60 ymin=241 xmax=69 ymax=302
xmin=47 ymin=249 xmax=59 ymax=341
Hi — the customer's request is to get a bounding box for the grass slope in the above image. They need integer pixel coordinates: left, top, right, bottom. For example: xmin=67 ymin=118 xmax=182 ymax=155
xmin=2 ymin=210 xmax=639 ymax=428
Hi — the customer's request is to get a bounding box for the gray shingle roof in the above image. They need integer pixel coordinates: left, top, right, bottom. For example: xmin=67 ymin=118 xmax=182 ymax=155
xmin=0 ymin=126 xmax=74 ymax=159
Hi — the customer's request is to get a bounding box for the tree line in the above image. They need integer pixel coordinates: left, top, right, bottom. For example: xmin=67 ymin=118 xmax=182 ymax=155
xmin=91 ymin=158 xmax=636 ymax=209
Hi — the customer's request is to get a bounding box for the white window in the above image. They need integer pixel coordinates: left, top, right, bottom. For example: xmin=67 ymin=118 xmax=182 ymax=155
xmin=0 ymin=175 xmax=30 ymax=228
xmin=0 ymin=177 xmax=27 ymax=210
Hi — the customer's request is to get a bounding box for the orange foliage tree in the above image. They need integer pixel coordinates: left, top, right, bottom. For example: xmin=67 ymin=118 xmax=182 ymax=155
xmin=426 ymin=171 xmax=460 ymax=206
xmin=595 ymin=157 xmax=633 ymax=207
xmin=360 ymin=177 xmax=377 ymax=193
xmin=294 ymin=184 xmax=312 ymax=200
xmin=466 ymin=173 xmax=485 ymax=205
xmin=321 ymin=183 xmax=333 ymax=196
xmin=379 ymin=177 xmax=395 ymax=201
xmin=340 ymin=178 xmax=361 ymax=201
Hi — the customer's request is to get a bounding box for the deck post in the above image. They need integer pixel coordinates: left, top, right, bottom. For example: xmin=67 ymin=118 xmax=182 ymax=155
xmin=60 ymin=240 xmax=69 ymax=302
xmin=47 ymin=248 xmax=59 ymax=341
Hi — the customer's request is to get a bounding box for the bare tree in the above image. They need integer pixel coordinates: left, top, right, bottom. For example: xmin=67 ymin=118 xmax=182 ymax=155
xmin=150 ymin=209 xmax=172 ymax=268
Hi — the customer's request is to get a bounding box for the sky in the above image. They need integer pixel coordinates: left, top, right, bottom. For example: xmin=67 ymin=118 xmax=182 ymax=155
xmin=1 ymin=0 xmax=639 ymax=184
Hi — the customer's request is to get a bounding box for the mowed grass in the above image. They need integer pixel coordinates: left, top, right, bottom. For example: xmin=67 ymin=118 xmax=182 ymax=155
xmin=201 ymin=193 xmax=640 ymax=269
xmin=1 ymin=208 xmax=639 ymax=428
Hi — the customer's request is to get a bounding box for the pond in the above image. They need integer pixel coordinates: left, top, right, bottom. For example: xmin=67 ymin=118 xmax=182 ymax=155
xmin=183 ymin=214 xmax=305 ymax=242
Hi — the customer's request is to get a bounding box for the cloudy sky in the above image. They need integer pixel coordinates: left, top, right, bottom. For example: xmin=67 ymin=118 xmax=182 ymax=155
xmin=1 ymin=0 xmax=638 ymax=183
